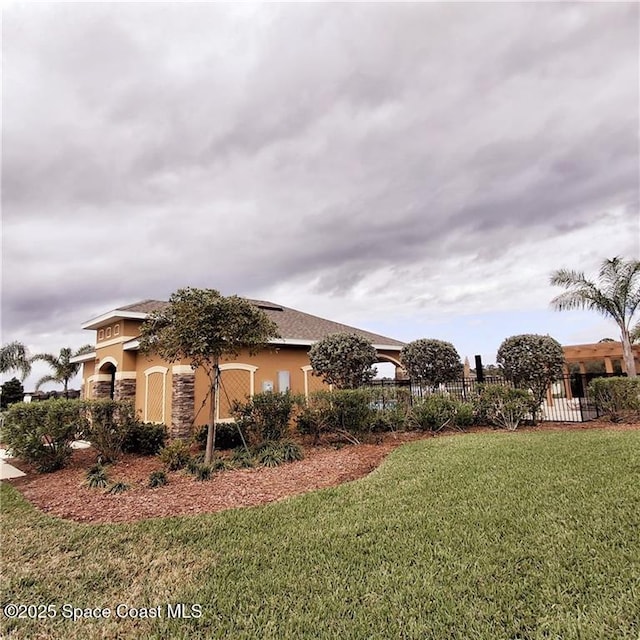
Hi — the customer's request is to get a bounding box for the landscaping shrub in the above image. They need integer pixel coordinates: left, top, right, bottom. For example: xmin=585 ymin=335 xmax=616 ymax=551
xmin=159 ymin=440 xmax=191 ymax=471
xmin=122 ymin=421 xmax=167 ymax=455
xmin=232 ymin=391 xmax=301 ymax=445
xmin=106 ymin=481 xmax=129 ymax=495
xmin=410 ymin=395 xmax=460 ymax=432
xmin=249 ymin=439 xmax=303 ymax=467
xmin=455 ymin=402 xmax=475 ymax=428
xmin=295 ymin=404 xmax=330 ymax=441
xmin=278 ymin=439 xmax=304 ymax=462
xmin=193 ymin=422 xmax=243 ymax=450
xmin=149 ymin=470 xmax=168 ymax=488
xmin=194 ymin=463 xmax=212 ymax=481
xmin=589 ymin=377 xmax=640 ymax=422
xmin=299 ymin=389 xmax=375 ymax=443
xmin=83 ymin=400 xmax=137 ymax=463
xmin=85 ymin=463 xmax=109 ymax=488
xmin=2 ymin=399 xmax=86 ymax=472
xmin=210 ymin=455 xmax=234 ymax=472
xmin=370 ymin=404 xmax=409 ymax=433
xmin=231 ymin=447 xmax=255 ymax=468
xmin=473 ymin=384 xmax=536 ymax=431
xmin=255 ymin=441 xmax=285 ymax=467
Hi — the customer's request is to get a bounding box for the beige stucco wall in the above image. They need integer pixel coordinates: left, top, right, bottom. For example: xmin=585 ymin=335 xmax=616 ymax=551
xmin=81 ymin=319 xmax=404 ymax=431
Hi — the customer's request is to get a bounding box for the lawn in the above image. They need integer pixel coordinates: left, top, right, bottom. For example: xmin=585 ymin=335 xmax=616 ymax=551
xmin=1 ymin=428 xmax=639 ymax=639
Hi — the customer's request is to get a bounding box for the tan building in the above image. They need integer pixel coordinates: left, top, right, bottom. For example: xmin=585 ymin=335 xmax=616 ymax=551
xmin=73 ymin=299 xmax=405 ymax=438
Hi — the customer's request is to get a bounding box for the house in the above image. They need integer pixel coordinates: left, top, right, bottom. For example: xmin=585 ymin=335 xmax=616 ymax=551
xmin=72 ymin=299 xmax=406 ymax=438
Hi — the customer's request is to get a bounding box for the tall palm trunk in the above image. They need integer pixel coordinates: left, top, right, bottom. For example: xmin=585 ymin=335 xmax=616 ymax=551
xmin=620 ymin=327 xmax=637 ymax=377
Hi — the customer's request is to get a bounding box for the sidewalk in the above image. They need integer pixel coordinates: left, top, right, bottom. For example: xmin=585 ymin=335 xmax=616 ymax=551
xmin=0 ymin=449 xmax=25 ymax=479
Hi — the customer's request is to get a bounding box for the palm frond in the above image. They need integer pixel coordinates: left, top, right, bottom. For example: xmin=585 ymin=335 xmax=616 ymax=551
xmin=75 ymin=344 xmax=94 ymax=356
xmin=549 ymin=268 xmax=589 ymax=288
xmin=0 ymin=341 xmax=32 ymax=380
xmin=34 ymin=375 xmax=60 ymax=391
xmin=31 ymin=353 xmax=60 ymax=367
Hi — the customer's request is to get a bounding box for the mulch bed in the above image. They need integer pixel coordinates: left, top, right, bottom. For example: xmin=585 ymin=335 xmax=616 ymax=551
xmin=4 ymin=420 xmax=638 ymax=524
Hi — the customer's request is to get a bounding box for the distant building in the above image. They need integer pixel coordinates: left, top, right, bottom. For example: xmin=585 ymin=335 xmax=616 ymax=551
xmin=562 ymin=341 xmax=639 ymax=376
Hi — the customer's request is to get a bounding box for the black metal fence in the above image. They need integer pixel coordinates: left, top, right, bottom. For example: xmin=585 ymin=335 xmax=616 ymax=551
xmin=367 ymin=373 xmax=616 ymax=423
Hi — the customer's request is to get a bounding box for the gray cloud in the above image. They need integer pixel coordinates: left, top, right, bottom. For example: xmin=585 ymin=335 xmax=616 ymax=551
xmin=2 ymin=2 xmax=638 ymax=377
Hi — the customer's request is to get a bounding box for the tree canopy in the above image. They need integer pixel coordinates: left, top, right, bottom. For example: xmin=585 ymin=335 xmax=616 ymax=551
xmin=309 ymin=333 xmax=378 ymax=389
xmin=138 ymin=288 xmax=280 ymax=463
xmin=0 ymin=341 xmax=32 ymax=381
xmin=1 ymin=377 xmax=24 ymax=409
xmin=400 ymin=339 xmax=463 ymax=387
xmin=550 ymin=256 xmax=640 ymax=376
xmin=496 ymin=334 xmax=565 ymax=418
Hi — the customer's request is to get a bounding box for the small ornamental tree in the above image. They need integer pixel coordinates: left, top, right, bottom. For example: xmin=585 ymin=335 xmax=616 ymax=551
xmin=308 ymin=333 xmax=377 ymax=389
xmin=496 ymin=334 xmax=565 ymax=417
xmin=138 ymin=288 xmax=279 ymax=464
xmin=400 ymin=339 xmax=463 ymax=388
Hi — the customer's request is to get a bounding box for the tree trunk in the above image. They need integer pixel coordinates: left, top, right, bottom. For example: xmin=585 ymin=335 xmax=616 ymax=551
xmin=204 ymin=364 xmax=219 ymax=464
xmin=620 ymin=328 xmax=637 ymax=377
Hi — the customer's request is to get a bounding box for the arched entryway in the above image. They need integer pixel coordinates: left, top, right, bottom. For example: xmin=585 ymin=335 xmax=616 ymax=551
xmin=374 ymin=353 xmax=404 ymax=380
xmin=94 ymin=358 xmax=117 ymax=399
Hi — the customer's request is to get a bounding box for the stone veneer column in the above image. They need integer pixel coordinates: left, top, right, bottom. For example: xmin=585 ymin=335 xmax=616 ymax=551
xmin=171 ymin=365 xmax=195 ymax=440
xmin=114 ymin=372 xmax=137 ymax=401
xmin=92 ymin=374 xmax=113 ymax=399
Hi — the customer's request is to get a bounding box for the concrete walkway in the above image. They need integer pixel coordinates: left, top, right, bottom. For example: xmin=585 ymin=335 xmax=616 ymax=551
xmin=0 ymin=449 xmax=25 ymax=479
xmin=0 ymin=458 xmax=25 ymax=479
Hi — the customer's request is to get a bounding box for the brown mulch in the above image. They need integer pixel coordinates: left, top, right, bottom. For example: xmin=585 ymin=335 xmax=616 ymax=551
xmin=5 ymin=420 xmax=639 ymax=525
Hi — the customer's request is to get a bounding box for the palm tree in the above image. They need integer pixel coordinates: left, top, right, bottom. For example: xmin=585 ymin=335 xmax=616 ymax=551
xmin=550 ymin=256 xmax=640 ymax=377
xmin=0 ymin=341 xmax=32 ymax=381
xmin=32 ymin=345 xmax=94 ymax=398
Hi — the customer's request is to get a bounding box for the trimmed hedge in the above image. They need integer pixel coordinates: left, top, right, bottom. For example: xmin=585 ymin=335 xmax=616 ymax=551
xmin=2 ymin=400 xmax=86 ymax=472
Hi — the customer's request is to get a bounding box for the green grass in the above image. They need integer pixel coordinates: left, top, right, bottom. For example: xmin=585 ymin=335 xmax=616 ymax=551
xmin=1 ymin=429 xmax=639 ymax=639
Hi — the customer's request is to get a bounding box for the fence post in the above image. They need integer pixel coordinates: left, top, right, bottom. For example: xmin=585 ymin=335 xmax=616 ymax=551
xmin=475 ymin=355 xmax=484 ymax=384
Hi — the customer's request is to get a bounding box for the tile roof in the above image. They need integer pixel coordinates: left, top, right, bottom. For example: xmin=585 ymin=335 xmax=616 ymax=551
xmin=115 ymin=299 xmax=405 ymax=347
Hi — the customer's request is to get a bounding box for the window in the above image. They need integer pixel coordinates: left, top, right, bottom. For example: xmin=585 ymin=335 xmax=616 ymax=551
xmin=105 ymin=327 xmax=112 ymax=339
xmin=218 ymin=364 xmax=257 ymax=421
xmin=144 ymin=367 xmax=168 ymax=423
xmin=114 ymin=324 xmax=120 ymax=336
xmin=98 ymin=329 xmax=104 ymax=341
xmin=277 ymin=371 xmax=290 ymax=392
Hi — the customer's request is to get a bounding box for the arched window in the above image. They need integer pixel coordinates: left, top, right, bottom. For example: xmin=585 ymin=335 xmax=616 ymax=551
xmin=217 ymin=364 xmax=257 ymax=422
xmin=144 ymin=366 xmax=168 ymax=423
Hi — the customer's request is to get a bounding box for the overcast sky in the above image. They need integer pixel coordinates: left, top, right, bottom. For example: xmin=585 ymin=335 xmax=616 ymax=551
xmin=2 ymin=2 xmax=639 ymax=390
